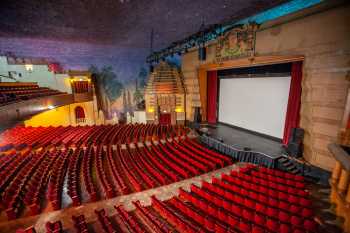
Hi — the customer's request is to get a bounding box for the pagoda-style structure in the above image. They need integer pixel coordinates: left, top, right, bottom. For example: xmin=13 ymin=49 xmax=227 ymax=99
xmin=145 ymin=62 xmax=186 ymax=125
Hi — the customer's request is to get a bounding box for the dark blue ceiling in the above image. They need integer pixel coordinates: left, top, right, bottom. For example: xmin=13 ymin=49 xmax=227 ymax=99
xmin=0 ymin=0 xmax=288 ymax=81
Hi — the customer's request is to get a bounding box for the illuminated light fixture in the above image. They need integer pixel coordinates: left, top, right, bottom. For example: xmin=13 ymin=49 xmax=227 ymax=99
xmin=79 ymin=78 xmax=83 ymax=81
xmin=25 ymin=64 xmax=33 ymax=72
xmin=148 ymin=108 xmax=154 ymax=113
xmin=48 ymin=105 xmax=55 ymax=110
xmin=175 ymin=107 xmax=183 ymax=113
xmin=163 ymin=110 xmax=167 ymax=113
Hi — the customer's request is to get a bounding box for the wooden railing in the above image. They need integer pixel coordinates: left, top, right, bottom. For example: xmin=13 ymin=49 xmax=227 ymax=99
xmin=329 ymin=143 xmax=350 ymax=232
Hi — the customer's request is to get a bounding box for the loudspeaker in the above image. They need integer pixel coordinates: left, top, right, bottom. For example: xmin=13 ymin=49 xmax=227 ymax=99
xmin=198 ymin=47 xmax=206 ymax=61
xmin=194 ymin=107 xmax=202 ymax=123
xmin=294 ymin=128 xmax=304 ymax=142
xmin=287 ymin=141 xmax=303 ymax=158
xmin=289 ymin=127 xmax=304 ymax=143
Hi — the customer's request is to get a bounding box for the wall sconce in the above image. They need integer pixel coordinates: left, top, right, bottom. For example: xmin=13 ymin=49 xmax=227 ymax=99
xmin=25 ymin=64 xmax=33 ymax=72
xmin=175 ymin=107 xmax=184 ymax=113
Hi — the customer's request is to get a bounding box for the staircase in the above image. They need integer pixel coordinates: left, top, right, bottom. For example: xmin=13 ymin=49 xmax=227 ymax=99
xmin=278 ymin=155 xmax=344 ymax=232
xmin=277 ymin=155 xmax=331 ymax=185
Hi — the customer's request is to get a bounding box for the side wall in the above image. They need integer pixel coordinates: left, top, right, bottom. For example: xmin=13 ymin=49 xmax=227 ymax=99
xmin=24 ymin=101 xmax=101 ymax=127
xmin=181 ymin=5 xmax=350 ymax=171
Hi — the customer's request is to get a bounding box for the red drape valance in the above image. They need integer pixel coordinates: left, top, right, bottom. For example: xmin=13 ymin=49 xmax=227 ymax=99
xmin=282 ymin=61 xmax=303 ymax=145
xmin=207 ymin=70 xmax=218 ymax=124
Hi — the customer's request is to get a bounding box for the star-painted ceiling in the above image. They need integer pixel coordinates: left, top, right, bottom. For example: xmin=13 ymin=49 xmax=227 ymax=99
xmin=0 ymin=0 xmax=288 ymax=80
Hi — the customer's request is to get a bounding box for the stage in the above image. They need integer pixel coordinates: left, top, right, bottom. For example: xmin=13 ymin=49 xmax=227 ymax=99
xmin=194 ymin=123 xmax=285 ymax=168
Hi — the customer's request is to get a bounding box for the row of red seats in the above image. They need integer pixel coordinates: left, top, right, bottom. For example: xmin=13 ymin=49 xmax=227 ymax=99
xmin=106 ymin=146 xmax=129 ymax=195
xmin=172 ymin=138 xmax=216 ymax=170
xmin=133 ymin=200 xmax=174 ymax=232
xmin=3 ymin=151 xmax=46 ymax=220
xmin=14 ymin=168 xmax=314 ymax=233
xmin=164 ymin=184 xmax=317 ymax=233
xmin=258 ymin=166 xmax=305 ymax=181
xmin=0 ymin=151 xmax=30 ymax=193
xmin=0 ymin=150 xmax=16 ymax=168
xmin=1 ymin=87 xmax=51 ymax=95
xmin=14 ymin=221 xmax=61 ymax=233
xmin=0 ymin=85 xmax=63 ymax=106
xmin=0 ymin=83 xmax=39 ymax=91
xmin=115 ymin=205 xmax=145 ymax=232
xmin=185 ymin=137 xmax=232 ymax=164
xmin=147 ymin=143 xmax=181 ymax=179
xmin=24 ymin=149 xmax=59 ymax=215
xmin=151 ymin=195 xmax=204 ymax=233
xmin=95 ymin=209 xmax=117 ymax=233
xmin=118 ymin=146 xmax=145 ymax=192
xmin=0 ymin=137 xmax=231 ymax=219
xmin=212 ymin=177 xmax=313 ymax=220
xmin=128 ymin=147 xmax=160 ymax=187
xmin=45 ymin=221 xmax=63 ymax=233
xmin=228 ymin=170 xmax=309 ymax=198
xmin=95 ymin=146 xmax=115 ymax=199
xmin=47 ymin=149 xmax=70 ymax=210
xmin=67 ymin=148 xmax=83 ymax=206
xmin=0 ymin=124 xmax=188 ymax=149
xmin=72 ymin=214 xmax=89 ymax=233
xmin=139 ymin=143 xmax=179 ymax=182
xmin=82 ymin=146 xmax=98 ymax=201
xmin=167 ymin=168 xmax=318 ymax=233
xmin=250 ymin=170 xmax=305 ymax=188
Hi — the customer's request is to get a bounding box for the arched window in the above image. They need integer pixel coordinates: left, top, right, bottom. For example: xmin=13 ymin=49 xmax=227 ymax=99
xmin=75 ymin=106 xmax=86 ymax=123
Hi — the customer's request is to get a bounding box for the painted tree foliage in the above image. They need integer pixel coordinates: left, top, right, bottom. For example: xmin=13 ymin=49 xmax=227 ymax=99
xmin=133 ymin=67 xmax=148 ymax=110
xmin=89 ymin=65 xmax=124 ymax=101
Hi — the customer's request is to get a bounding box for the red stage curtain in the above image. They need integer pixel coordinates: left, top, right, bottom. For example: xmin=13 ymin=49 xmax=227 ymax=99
xmin=207 ymin=70 xmax=218 ymax=124
xmin=75 ymin=106 xmax=85 ymax=119
xmin=282 ymin=61 xmax=303 ymax=145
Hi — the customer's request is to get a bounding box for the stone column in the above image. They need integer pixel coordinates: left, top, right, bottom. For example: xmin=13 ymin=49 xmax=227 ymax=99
xmin=337 ymin=169 xmax=350 ymax=193
xmin=332 ymin=161 xmax=342 ymax=184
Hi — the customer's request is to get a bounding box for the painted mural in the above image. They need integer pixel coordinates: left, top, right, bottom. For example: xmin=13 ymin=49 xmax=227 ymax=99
xmin=215 ymin=23 xmax=259 ymax=62
xmin=87 ymin=54 xmax=181 ymax=122
xmin=88 ymin=65 xmax=148 ymax=121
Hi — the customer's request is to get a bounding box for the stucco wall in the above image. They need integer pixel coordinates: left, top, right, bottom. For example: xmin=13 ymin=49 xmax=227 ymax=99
xmin=24 ymin=100 xmax=100 ymax=127
xmin=181 ymin=5 xmax=350 ymax=171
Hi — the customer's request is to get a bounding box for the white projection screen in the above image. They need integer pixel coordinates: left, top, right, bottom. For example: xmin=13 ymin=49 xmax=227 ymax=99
xmin=218 ymin=76 xmax=291 ymax=139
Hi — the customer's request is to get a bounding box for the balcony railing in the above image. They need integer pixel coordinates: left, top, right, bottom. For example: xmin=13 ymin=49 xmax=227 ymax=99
xmin=329 ymin=143 xmax=350 ymax=232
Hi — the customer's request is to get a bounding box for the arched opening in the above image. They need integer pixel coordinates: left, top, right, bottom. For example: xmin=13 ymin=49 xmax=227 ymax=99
xmin=75 ymin=106 xmax=86 ymax=124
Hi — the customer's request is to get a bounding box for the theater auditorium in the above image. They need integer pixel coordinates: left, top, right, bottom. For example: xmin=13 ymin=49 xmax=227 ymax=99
xmin=0 ymin=0 xmax=349 ymax=232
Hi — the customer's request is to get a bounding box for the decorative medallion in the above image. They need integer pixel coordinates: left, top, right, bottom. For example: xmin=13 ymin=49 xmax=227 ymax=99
xmin=215 ymin=22 xmax=259 ymax=62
